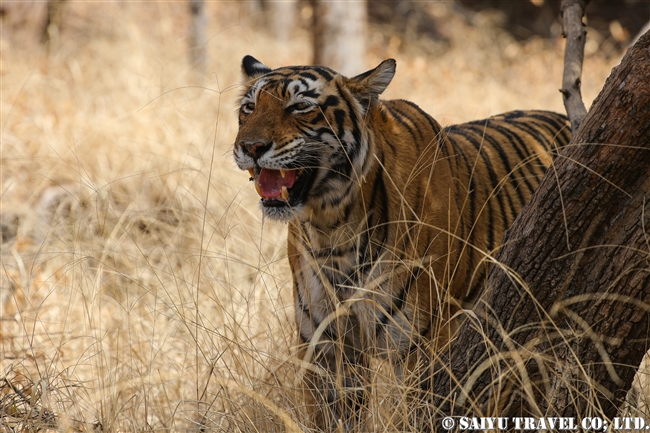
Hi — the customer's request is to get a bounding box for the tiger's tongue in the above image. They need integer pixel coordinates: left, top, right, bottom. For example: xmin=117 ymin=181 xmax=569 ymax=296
xmin=257 ymin=168 xmax=296 ymax=198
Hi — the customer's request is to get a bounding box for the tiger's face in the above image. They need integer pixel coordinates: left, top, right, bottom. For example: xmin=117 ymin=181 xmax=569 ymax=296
xmin=233 ymin=55 xmax=396 ymax=221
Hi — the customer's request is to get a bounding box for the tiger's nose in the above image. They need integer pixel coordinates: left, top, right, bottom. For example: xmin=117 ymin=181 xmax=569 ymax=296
xmin=240 ymin=141 xmax=272 ymax=158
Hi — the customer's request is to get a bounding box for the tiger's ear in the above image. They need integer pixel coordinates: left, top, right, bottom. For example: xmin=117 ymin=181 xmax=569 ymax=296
xmin=241 ymin=55 xmax=272 ymax=80
xmin=346 ymin=59 xmax=396 ymax=97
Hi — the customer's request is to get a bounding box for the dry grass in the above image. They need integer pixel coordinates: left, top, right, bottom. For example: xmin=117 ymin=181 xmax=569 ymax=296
xmin=0 ymin=2 xmax=626 ymax=432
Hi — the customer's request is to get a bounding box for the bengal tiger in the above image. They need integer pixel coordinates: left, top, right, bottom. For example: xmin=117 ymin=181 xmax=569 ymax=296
xmin=232 ymin=55 xmax=571 ymax=432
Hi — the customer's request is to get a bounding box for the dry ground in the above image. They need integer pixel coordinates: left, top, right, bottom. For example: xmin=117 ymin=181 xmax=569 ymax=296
xmin=0 ymin=2 xmax=632 ymax=431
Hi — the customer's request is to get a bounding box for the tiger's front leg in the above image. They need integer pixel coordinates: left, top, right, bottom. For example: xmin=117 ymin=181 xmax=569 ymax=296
xmin=297 ymin=328 xmax=370 ymax=432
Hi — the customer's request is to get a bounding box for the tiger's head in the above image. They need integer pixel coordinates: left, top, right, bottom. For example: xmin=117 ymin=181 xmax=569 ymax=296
xmin=233 ymin=55 xmax=396 ymax=221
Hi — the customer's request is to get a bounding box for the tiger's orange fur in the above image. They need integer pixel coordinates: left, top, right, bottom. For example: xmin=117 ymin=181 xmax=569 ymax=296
xmin=233 ymin=55 xmax=571 ymax=431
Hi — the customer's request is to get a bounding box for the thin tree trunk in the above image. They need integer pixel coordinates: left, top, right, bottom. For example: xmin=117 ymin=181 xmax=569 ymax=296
xmin=41 ymin=0 xmax=66 ymax=46
xmin=312 ymin=0 xmax=367 ymax=76
xmin=269 ymin=0 xmax=297 ymax=42
xmin=433 ymin=31 xmax=650 ymax=423
xmin=560 ymin=0 xmax=589 ymax=134
xmin=189 ymin=0 xmax=207 ymax=77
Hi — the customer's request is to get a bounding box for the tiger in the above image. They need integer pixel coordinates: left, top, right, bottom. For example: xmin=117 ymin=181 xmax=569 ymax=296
xmin=232 ymin=55 xmax=571 ymax=432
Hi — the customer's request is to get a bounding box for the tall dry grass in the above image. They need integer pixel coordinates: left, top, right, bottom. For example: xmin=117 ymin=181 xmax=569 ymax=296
xmin=1 ymin=2 xmax=624 ymax=431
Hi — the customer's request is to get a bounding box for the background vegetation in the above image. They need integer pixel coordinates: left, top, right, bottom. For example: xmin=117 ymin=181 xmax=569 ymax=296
xmin=0 ymin=1 xmax=635 ymax=431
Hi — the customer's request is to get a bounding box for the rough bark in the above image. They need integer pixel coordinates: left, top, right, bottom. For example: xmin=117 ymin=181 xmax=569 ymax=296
xmin=312 ymin=0 xmax=367 ymax=76
xmin=560 ymin=0 xmax=589 ymax=134
xmin=189 ymin=0 xmax=207 ymax=77
xmin=433 ymin=31 xmax=650 ymax=424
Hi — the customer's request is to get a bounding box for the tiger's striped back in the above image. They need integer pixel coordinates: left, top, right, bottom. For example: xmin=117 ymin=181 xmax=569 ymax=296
xmin=443 ymin=110 xmax=571 ymax=300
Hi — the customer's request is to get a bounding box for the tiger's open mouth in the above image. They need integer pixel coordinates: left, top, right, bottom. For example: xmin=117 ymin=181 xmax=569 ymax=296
xmin=248 ymin=167 xmax=310 ymax=208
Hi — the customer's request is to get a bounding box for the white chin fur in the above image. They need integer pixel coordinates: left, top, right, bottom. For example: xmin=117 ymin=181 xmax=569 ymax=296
xmin=259 ymin=202 xmax=303 ymax=221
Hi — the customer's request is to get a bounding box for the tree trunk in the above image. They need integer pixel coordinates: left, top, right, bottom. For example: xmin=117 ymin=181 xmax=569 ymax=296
xmin=189 ymin=0 xmax=207 ymax=77
xmin=312 ymin=0 xmax=367 ymax=76
xmin=433 ymin=30 xmax=650 ymax=424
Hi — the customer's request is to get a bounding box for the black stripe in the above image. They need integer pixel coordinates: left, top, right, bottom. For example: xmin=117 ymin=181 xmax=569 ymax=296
xmin=386 ymin=104 xmax=426 ymax=144
xmin=384 ymin=104 xmax=420 ymax=146
xmin=320 ymin=95 xmax=340 ymax=112
xmin=505 ymin=122 xmax=554 ymax=172
xmin=529 ymin=111 xmax=568 ymax=137
xmin=309 ymin=112 xmax=325 ymax=125
xmin=280 ymin=78 xmax=291 ymax=98
xmin=400 ymin=100 xmax=441 ymax=136
xmin=444 ymin=129 xmax=479 ymax=261
xmin=365 ymin=161 xmax=390 ymax=259
xmin=298 ymin=71 xmax=318 ymax=81
xmin=464 ymin=124 xmax=528 ymax=209
xmin=342 ymin=91 xmax=362 ymax=149
xmin=448 ymin=127 xmax=511 ymax=239
xmin=488 ymin=124 xmax=546 ymax=195
xmin=311 ymin=66 xmax=334 ymax=81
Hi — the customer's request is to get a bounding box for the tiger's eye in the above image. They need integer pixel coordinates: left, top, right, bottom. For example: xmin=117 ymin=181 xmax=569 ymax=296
xmin=288 ymin=102 xmax=312 ymax=113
